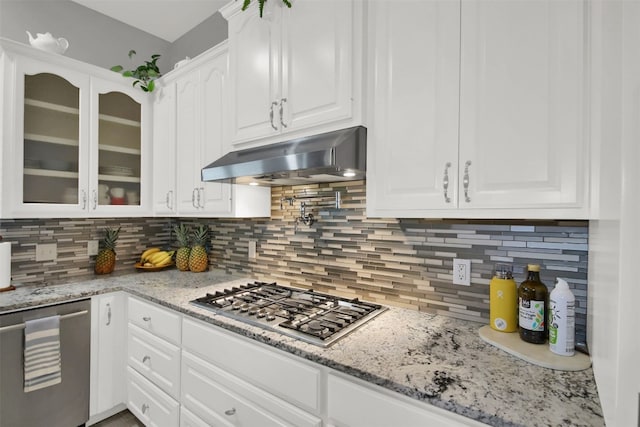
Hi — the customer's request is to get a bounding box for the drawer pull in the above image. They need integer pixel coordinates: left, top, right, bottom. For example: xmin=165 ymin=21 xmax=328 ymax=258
xmin=142 ymin=316 xmax=151 ymax=322
xmin=225 ymin=408 xmax=236 ymax=416
xmin=142 ymin=355 xmax=150 ymax=363
xmin=142 ymin=403 xmax=149 ymax=414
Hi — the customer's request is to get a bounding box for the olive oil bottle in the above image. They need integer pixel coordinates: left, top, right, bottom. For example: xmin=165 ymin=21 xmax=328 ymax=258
xmin=518 ymin=264 xmax=548 ymax=344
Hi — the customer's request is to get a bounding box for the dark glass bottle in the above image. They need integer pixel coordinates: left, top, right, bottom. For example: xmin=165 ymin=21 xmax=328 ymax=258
xmin=518 ymin=264 xmax=548 ymax=344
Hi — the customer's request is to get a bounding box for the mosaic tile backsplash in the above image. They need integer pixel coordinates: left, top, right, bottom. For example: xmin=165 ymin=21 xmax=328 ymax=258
xmin=0 ymin=181 xmax=589 ymax=344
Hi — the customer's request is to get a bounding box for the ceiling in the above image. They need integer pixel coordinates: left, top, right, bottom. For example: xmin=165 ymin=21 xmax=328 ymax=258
xmin=70 ymin=0 xmax=228 ymax=42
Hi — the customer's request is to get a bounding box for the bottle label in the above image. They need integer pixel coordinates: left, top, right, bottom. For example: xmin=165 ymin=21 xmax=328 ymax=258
xmin=519 ymin=298 xmax=545 ymax=331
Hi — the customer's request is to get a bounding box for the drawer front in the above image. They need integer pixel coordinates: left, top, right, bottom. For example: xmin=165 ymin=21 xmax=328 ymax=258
xmin=182 ymin=351 xmax=321 ymax=427
xmin=328 ymin=373 xmax=484 ymax=427
xmin=182 ymin=318 xmax=321 ymax=414
xmin=128 ymin=323 xmax=181 ymax=399
xmin=181 ymin=406 xmax=228 ymax=427
xmin=127 ymin=367 xmax=179 ymax=427
xmin=128 ymin=297 xmax=181 ymax=345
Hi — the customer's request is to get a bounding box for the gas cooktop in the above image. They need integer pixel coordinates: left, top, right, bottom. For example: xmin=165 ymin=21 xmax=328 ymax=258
xmin=190 ymin=281 xmax=387 ymax=347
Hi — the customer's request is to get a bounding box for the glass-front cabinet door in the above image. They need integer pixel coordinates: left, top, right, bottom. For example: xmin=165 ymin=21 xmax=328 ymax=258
xmin=90 ymin=78 xmax=151 ymax=215
xmin=98 ymin=91 xmax=141 ymax=207
xmin=17 ymin=59 xmax=90 ymax=216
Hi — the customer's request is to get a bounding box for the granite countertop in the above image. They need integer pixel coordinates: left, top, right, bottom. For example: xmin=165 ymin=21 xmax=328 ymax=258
xmin=0 ymin=270 xmax=604 ymax=427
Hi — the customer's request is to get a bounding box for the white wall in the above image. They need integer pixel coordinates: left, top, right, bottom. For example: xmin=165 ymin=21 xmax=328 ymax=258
xmin=589 ymin=1 xmax=640 ymax=426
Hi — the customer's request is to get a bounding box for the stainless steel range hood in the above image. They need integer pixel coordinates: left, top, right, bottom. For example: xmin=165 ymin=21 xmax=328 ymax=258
xmin=201 ymin=126 xmax=366 ymax=186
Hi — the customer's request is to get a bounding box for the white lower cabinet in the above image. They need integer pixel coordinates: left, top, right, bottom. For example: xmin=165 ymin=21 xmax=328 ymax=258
xmin=327 ymin=373 xmax=485 ymax=427
xmin=126 ymin=297 xmax=181 ymax=426
xmin=128 ymin=323 xmax=181 ymax=400
xmin=114 ymin=296 xmax=483 ymax=427
xmin=89 ymin=292 xmax=127 ymax=425
xmin=128 ymin=366 xmax=180 ymax=427
xmin=181 ymin=351 xmax=320 ymax=427
xmin=182 ymin=317 xmax=321 ymax=415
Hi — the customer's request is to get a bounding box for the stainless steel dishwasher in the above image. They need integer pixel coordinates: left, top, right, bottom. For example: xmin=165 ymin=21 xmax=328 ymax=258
xmin=0 ymin=299 xmax=91 ymax=427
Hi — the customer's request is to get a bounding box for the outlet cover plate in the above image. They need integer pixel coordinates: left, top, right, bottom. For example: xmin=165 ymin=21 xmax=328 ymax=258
xmin=453 ymin=258 xmax=471 ymax=286
xmin=248 ymin=241 xmax=256 ymax=259
xmin=87 ymin=240 xmax=99 ymax=256
xmin=35 ymin=243 xmax=57 ymax=262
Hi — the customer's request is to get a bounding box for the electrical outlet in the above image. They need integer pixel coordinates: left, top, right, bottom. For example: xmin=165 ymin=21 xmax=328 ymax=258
xmin=35 ymin=243 xmax=57 ymax=262
xmin=453 ymin=258 xmax=471 ymax=286
xmin=87 ymin=240 xmax=99 ymax=256
xmin=248 ymin=241 xmax=256 ymax=259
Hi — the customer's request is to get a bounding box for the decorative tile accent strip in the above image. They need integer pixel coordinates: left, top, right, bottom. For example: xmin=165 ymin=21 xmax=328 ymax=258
xmin=1 ymin=181 xmax=589 ymax=345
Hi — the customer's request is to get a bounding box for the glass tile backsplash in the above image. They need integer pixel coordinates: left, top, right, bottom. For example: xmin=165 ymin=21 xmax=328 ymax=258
xmin=0 ymin=181 xmax=589 ymax=344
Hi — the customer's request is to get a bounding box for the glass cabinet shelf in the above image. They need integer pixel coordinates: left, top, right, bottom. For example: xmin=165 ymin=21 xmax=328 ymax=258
xmin=25 ymin=98 xmax=79 ymax=115
xmin=25 ymin=133 xmax=78 ymax=146
xmin=24 ymin=168 xmax=78 ymax=179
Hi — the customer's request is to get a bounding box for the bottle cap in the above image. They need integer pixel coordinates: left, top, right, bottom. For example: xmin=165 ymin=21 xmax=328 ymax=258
xmin=527 ymin=264 xmax=540 ymax=272
xmin=555 ymin=278 xmax=570 ymax=291
xmin=494 ymin=263 xmax=513 ymax=279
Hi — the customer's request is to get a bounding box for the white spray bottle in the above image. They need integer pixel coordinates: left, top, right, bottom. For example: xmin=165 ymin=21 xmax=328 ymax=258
xmin=548 ymin=278 xmax=575 ymax=356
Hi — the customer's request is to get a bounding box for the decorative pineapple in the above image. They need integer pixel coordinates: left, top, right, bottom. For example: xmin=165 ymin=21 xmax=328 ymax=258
xmin=94 ymin=227 xmax=120 ymax=275
xmin=188 ymin=225 xmax=209 ymax=273
xmin=174 ymin=224 xmax=191 ymax=271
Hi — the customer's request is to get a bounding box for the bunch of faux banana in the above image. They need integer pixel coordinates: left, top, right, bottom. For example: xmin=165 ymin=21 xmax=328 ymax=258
xmin=139 ymin=247 xmax=175 ymax=267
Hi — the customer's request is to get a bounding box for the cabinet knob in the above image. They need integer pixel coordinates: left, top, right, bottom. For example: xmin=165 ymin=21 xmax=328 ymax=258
xmin=92 ymin=190 xmax=97 ymax=210
xmin=443 ymin=162 xmax=452 ymax=203
xmin=463 ymin=160 xmax=472 ymax=203
xmin=142 ymin=403 xmax=149 ymax=414
xmin=142 ymin=355 xmax=150 ymax=363
xmin=81 ymin=190 xmax=87 ymax=210
xmin=106 ymin=303 xmax=111 ymax=326
xmin=224 ymin=408 xmax=236 ymax=416
xmin=142 ymin=316 xmax=151 ymax=322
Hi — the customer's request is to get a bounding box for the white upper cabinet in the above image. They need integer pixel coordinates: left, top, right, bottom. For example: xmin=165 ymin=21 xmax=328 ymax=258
xmin=367 ymin=0 xmax=590 ymax=219
xmin=152 ymin=81 xmax=177 ymax=215
xmin=154 ymin=43 xmax=271 ymax=218
xmin=366 ymin=0 xmax=461 ymax=213
xmin=222 ymin=0 xmax=361 ymax=148
xmin=458 ymin=0 xmax=587 ymax=211
xmin=0 ymin=39 xmax=153 ymax=218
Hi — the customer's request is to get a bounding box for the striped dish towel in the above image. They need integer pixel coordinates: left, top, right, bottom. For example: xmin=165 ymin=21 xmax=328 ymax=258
xmin=24 ymin=315 xmax=62 ymax=392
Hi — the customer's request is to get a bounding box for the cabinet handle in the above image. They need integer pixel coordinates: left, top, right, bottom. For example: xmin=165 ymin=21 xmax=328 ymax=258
xmin=106 ymin=303 xmax=111 ymax=326
xmin=142 ymin=316 xmax=151 ymax=322
xmin=270 ymin=101 xmax=278 ymax=131
xmin=81 ymin=190 xmax=87 ymax=210
xmin=142 ymin=403 xmax=149 ymax=414
xmin=224 ymin=408 xmax=236 ymax=416
xmin=166 ymin=190 xmax=173 ymax=210
xmin=142 ymin=355 xmax=150 ymax=363
xmin=92 ymin=190 xmax=97 ymax=210
xmin=442 ymin=162 xmax=452 ymax=203
xmin=463 ymin=160 xmax=472 ymax=203
xmin=198 ymin=187 xmax=205 ymax=208
xmin=279 ymin=98 xmax=288 ymax=128
xmin=191 ymin=188 xmax=197 ymax=208
xmin=196 ymin=188 xmax=202 ymax=209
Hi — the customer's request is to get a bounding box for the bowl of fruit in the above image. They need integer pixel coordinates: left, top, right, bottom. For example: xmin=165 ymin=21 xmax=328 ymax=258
xmin=135 ymin=248 xmax=175 ymax=271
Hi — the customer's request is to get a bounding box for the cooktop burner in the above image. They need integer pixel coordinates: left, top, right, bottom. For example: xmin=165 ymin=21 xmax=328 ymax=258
xmin=190 ymin=281 xmax=387 ymax=347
